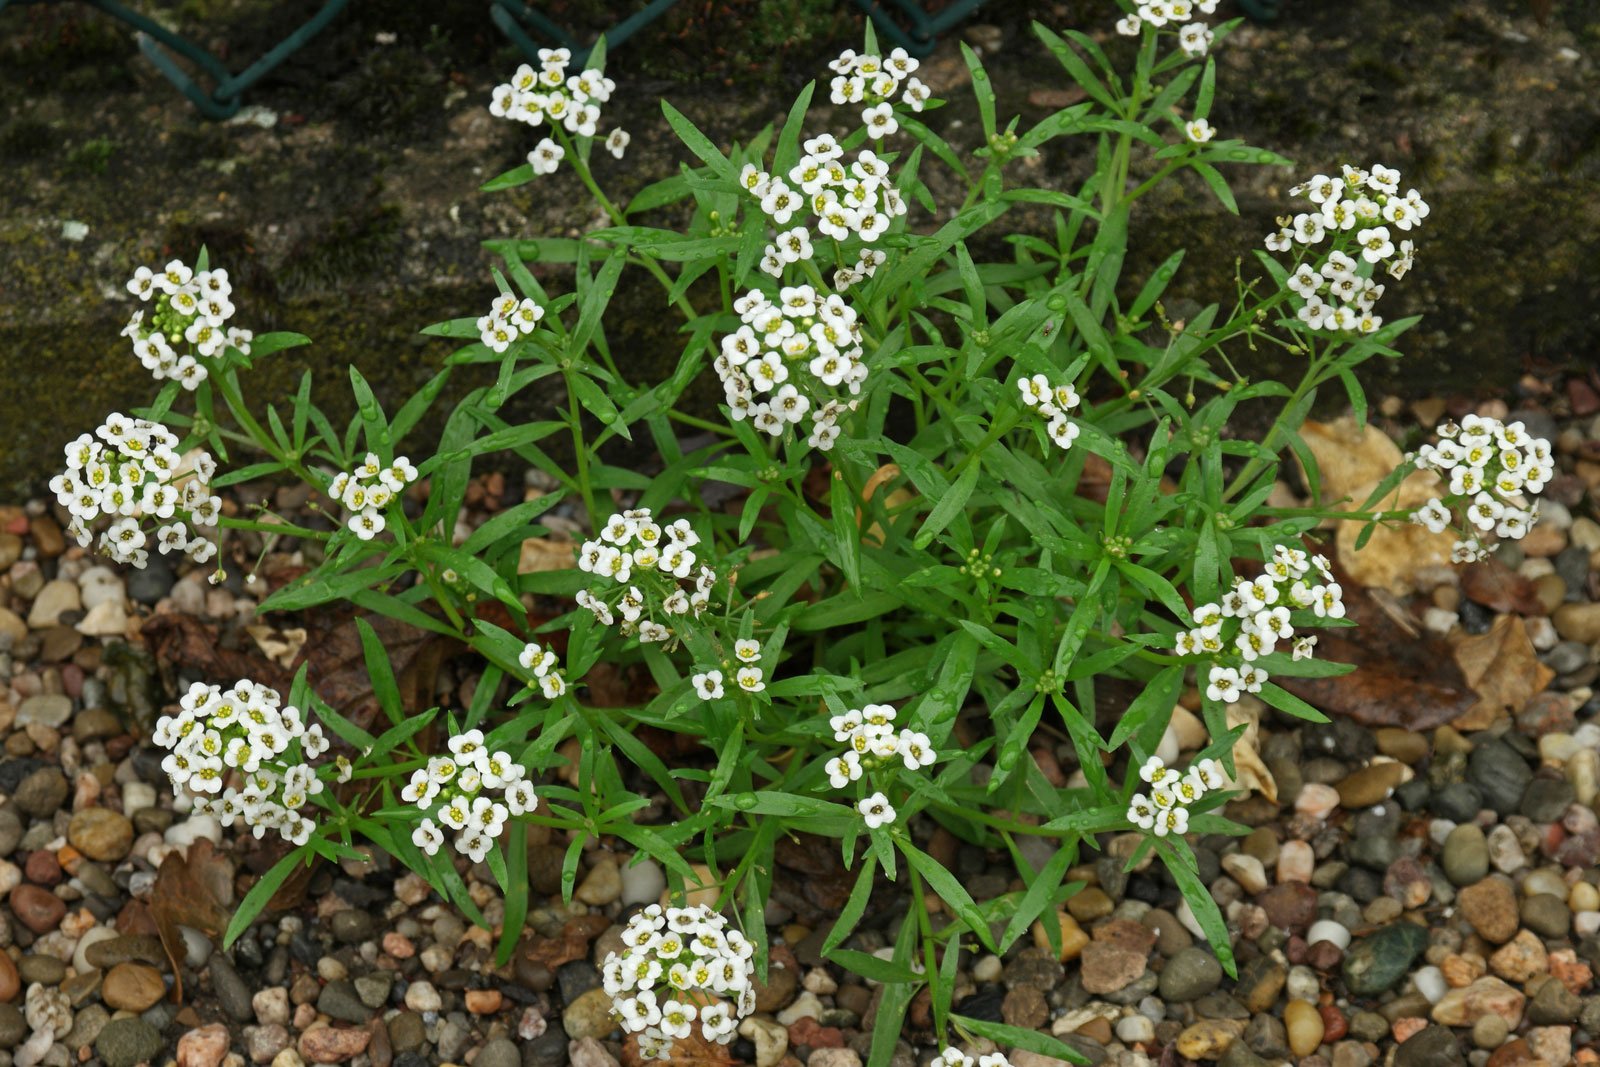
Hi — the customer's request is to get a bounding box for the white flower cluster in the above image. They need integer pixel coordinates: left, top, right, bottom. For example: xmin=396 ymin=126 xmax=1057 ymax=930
xmin=692 ymin=637 xmax=768 ymax=698
xmin=154 ymin=680 xmax=328 ymax=847
xmin=124 ymin=259 xmax=253 ymax=389
xmin=932 ymin=1050 xmax=1014 ymax=1067
xmin=1412 ymin=414 xmax=1553 ymax=563
xmin=1126 ymin=755 xmax=1225 ymax=837
xmin=1115 ymin=1 xmax=1219 ymax=57
xmin=717 ymin=285 xmax=866 ymax=451
xmin=1267 ymin=164 xmax=1429 ymax=335
xmin=1171 ymin=545 xmax=1346 ymax=706
xmin=1017 ymin=373 xmax=1082 ymax=451
xmin=327 ymin=453 xmax=419 ymax=541
xmin=740 ymin=133 xmax=909 ymax=264
xmin=517 ymin=640 xmax=569 ymax=700
xmin=488 ymin=47 xmax=628 ymax=175
xmin=477 ymin=291 xmax=546 ymax=353
xmin=50 ymin=414 xmax=221 ymax=569
xmin=826 ymin=48 xmax=929 ymax=138
xmin=601 ymin=904 xmax=755 ymax=1059
xmin=822 ymin=703 xmax=936 ymax=817
xmin=401 ymin=729 xmax=536 ymax=863
xmin=576 ymin=508 xmax=716 ymax=644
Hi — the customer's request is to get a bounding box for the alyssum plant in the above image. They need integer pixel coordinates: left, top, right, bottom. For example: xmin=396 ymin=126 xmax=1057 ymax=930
xmin=60 ymin=7 xmax=1548 ymax=1063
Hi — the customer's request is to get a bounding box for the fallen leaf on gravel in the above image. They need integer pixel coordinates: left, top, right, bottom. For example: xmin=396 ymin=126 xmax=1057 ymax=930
xmin=1300 ymin=416 xmax=1406 ymax=503
xmin=1451 ymin=615 xmax=1554 ymax=731
xmin=518 ymin=914 xmax=611 ymax=970
xmin=1299 ymin=416 xmax=1455 ymax=595
xmin=623 ymin=1030 xmax=734 ymax=1067
xmin=1460 ymin=560 xmax=1546 ymax=616
xmin=1276 ymin=555 xmax=1477 ymax=729
xmin=151 ymin=843 xmax=231 ymax=1002
xmin=1223 ymin=699 xmax=1278 ymax=804
xmin=246 ymin=623 xmax=307 ymax=668
xmin=518 ymin=536 xmax=576 ymax=573
xmin=144 ymin=609 xmax=449 ymax=734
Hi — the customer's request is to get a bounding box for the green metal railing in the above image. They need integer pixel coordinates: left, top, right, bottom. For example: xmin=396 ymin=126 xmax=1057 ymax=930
xmin=0 ymin=0 xmax=348 ymax=120
xmin=5 ymin=1 xmax=1284 ymax=119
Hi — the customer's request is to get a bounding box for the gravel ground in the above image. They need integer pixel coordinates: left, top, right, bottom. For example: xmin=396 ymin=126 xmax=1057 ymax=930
xmin=3 ymin=384 xmax=1600 ymax=1067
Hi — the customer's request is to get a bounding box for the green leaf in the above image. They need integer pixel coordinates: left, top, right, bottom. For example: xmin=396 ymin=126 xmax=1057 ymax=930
xmin=1190 ymin=160 xmax=1239 ymax=214
xmin=1258 ymin=682 xmax=1330 ymax=723
xmin=823 ymin=853 xmax=877 ymax=954
xmin=772 ymin=80 xmax=817 ymax=177
xmin=1156 ymin=837 xmax=1237 ymax=978
xmin=482 ymin=163 xmax=534 ymax=192
xmin=999 ymin=842 xmax=1074 ymax=952
xmin=357 ymin=618 xmax=405 ymax=727
xmin=1107 ymin=664 xmax=1185 ymax=750
xmin=903 ymin=841 xmax=997 ymax=953
xmin=249 ymin=332 xmax=313 ymax=359
xmin=661 ymin=100 xmax=739 ymax=182
xmin=224 ymin=844 xmax=313 ymax=948
xmin=829 ymin=471 xmax=862 ymax=589
xmin=913 ymin=459 xmax=980 ymax=550
xmin=952 ymin=1015 xmax=1090 ymax=1064
xmin=960 ymin=43 xmax=997 ymax=139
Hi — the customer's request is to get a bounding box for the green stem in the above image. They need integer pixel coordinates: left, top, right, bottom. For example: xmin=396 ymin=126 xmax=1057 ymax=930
xmin=563 ymin=372 xmax=601 ymax=528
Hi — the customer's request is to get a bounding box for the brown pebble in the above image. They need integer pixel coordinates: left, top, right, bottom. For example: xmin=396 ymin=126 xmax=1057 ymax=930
xmin=1458 ymin=878 xmax=1519 ymax=944
xmin=464 ymin=989 xmax=502 ymax=1014
xmin=103 ymin=961 xmax=166 ymax=1011
xmin=9 ymin=884 xmax=65 ymax=934
xmin=23 ymin=851 xmax=61 ymax=887
xmin=0 ymin=953 xmax=17 ymax=1003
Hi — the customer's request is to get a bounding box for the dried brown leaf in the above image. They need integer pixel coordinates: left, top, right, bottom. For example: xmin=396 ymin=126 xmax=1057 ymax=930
xmin=1451 ymin=614 xmax=1555 ymax=731
xmin=150 ymin=844 xmax=231 ymax=1002
xmin=622 ymin=1030 xmax=737 ymax=1067
xmin=1300 ymin=416 xmax=1455 ymax=595
xmin=1460 ymin=560 xmax=1546 ymax=616
xmin=518 ymin=914 xmax=612 ymax=970
xmin=518 ymin=537 xmax=577 ymax=574
xmin=246 ymin=623 xmax=307 ymax=668
xmin=1276 ymin=556 xmax=1476 ymax=729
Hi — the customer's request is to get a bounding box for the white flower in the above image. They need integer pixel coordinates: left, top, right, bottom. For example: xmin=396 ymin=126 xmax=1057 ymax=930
xmin=1206 ymin=666 xmax=1242 ymax=704
xmin=826 ymin=750 xmax=861 ymax=788
xmin=735 ymin=667 xmax=765 ymax=693
xmin=606 ymin=128 xmax=630 ymax=159
xmin=692 ymin=670 xmax=724 ymax=699
xmin=1185 ymin=118 xmax=1215 ymax=143
xmin=858 ymin=792 xmax=895 ymax=829
xmin=528 ymin=137 xmax=564 ymax=175
xmin=413 ymin=819 xmax=444 ymax=855
xmin=861 ymin=102 xmax=898 ymax=139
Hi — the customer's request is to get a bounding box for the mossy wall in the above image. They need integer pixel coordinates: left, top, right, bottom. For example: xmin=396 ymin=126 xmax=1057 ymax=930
xmin=2 ymin=0 xmax=1597 ymax=496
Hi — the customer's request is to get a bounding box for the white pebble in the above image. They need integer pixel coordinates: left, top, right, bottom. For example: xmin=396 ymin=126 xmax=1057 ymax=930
xmin=1117 ymin=1015 xmax=1156 ymax=1043
xmin=1487 ymin=825 xmax=1526 ymax=874
xmin=1428 ymin=819 xmax=1458 ymax=847
xmin=1540 ymin=734 xmax=1581 ymax=763
xmin=776 ymin=992 xmax=823 ymax=1025
xmin=1306 ymin=920 xmax=1350 ymax=950
xmin=1176 ymin=898 xmax=1207 ymax=940
xmin=619 ymin=857 xmax=666 ymax=907
xmin=165 ymin=815 xmax=222 ymax=849
xmin=1526 ymin=615 xmax=1559 ymax=651
xmin=972 ymin=955 xmax=1003 ymax=984
xmin=1574 ymin=911 xmax=1600 ymax=938
xmin=1412 ymin=965 xmax=1448 ymax=1004
xmin=1295 ymin=783 xmax=1340 ymax=822
xmin=1286 ymin=965 xmax=1320 ymax=1002
xmin=72 ymin=926 xmax=118 ymax=974
xmin=1222 ymin=853 xmax=1268 ymax=895
xmin=405 ymin=981 xmax=442 ymax=1013
xmin=1423 ymin=607 xmax=1460 ymax=636
xmin=121 ymin=782 xmax=158 ymax=814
